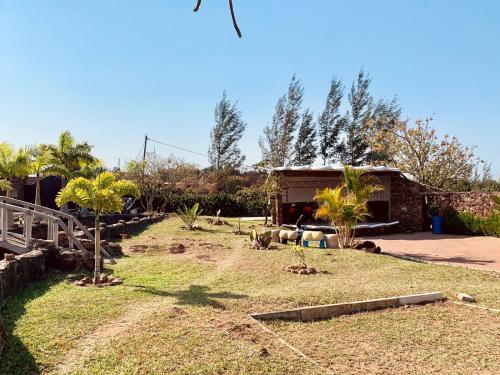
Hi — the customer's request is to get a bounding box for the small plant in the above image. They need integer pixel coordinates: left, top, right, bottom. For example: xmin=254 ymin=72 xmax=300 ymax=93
xmin=284 ymin=245 xmax=318 ymax=275
xmin=291 ymin=244 xmax=307 ymax=268
xmin=249 ymin=229 xmax=272 ymax=249
xmin=176 ymin=202 xmax=202 ymax=230
xmin=232 ymin=217 xmax=248 ymax=235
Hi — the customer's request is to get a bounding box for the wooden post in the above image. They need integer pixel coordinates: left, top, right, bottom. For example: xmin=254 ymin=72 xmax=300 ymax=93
xmin=53 ymin=221 xmax=59 ymax=247
xmin=25 ymin=212 xmax=33 ymax=248
xmin=68 ymin=219 xmax=74 ymax=249
xmin=1 ymin=207 xmax=7 ymax=242
xmin=47 ymin=218 xmax=53 ymax=241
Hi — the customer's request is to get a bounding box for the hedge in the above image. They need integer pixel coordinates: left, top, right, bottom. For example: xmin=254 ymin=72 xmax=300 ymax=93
xmin=161 ymin=191 xmax=267 ymax=217
xmin=443 ymin=212 xmax=500 ymax=237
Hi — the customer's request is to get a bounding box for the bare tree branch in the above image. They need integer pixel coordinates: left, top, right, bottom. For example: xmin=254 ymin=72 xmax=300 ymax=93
xmin=193 ymin=0 xmax=202 ymax=12
xmin=229 ymin=0 xmax=242 ymax=38
xmin=193 ymin=0 xmax=242 ymax=37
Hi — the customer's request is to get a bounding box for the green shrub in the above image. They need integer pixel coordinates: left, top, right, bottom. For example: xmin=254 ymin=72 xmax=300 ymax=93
xmin=161 ymin=191 xmax=267 ymax=217
xmin=175 ymin=203 xmax=203 ymax=230
xmin=443 ymin=212 xmax=500 ymax=237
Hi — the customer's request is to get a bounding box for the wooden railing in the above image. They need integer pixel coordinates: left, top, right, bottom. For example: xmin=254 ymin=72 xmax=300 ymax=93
xmin=0 ymin=196 xmax=112 ymax=259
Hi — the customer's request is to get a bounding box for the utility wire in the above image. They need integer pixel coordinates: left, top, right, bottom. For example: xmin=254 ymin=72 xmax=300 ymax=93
xmin=147 ymin=137 xmax=209 ymax=158
xmin=145 ymin=136 xmax=260 ymax=171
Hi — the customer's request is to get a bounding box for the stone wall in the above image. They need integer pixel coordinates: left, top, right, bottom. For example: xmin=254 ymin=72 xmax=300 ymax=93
xmin=0 ymin=243 xmax=97 ymax=355
xmin=436 ymin=192 xmax=499 ymax=217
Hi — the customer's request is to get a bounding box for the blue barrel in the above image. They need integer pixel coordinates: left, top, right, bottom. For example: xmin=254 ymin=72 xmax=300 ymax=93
xmin=432 ymin=215 xmax=443 ymax=234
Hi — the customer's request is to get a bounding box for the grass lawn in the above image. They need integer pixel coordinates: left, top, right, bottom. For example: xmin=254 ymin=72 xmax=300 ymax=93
xmin=0 ymin=216 xmax=499 ymax=374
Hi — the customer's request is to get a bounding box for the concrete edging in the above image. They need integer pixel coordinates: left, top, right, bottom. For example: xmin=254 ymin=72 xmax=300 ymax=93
xmin=250 ymin=292 xmax=446 ymax=322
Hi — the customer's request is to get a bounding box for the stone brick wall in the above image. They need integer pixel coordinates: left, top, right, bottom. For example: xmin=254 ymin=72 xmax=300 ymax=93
xmin=436 ymin=192 xmax=499 ymax=217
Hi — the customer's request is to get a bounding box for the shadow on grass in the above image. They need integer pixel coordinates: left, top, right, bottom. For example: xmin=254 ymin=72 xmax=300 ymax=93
xmin=130 ymin=284 xmax=247 ymax=310
xmin=0 ymin=275 xmax=66 ymax=375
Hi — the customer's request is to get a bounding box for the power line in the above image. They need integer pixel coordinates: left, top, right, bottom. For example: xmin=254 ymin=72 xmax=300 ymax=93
xmin=147 ymin=137 xmax=209 ymax=158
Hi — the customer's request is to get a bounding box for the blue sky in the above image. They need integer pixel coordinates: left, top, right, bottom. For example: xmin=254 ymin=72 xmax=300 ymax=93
xmin=1 ymin=0 xmax=499 ymax=176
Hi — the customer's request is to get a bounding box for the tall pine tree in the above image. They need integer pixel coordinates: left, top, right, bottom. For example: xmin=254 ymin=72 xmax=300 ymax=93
xmin=340 ymin=69 xmax=373 ymax=166
xmin=259 ymin=75 xmax=304 ymax=167
xmin=208 ymin=92 xmax=246 ymax=170
xmin=293 ymin=109 xmax=317 ymax=165
xmin=317 ymin=78 xmax=344 ymax=164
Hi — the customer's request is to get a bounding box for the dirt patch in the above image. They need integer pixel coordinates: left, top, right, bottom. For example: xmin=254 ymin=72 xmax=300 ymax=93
xmin=166 ymin=306 xmax=188 ymax=318
xmin=196 ymin=254 xmax=214 ymax=262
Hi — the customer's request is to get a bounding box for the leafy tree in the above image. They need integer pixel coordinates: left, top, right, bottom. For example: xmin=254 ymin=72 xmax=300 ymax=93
xmin=368 ymin=116 xmax=481 ymax=190
xmin=56 ymin=172 xmax=139 ymax=284
xmin=126 ymin=154 xmax=197 ymax=213
xmin=340 ymin=69 xmax=373 ymax=166
xmin=315 ymin=166 xmax=382 ymax=248
xmin=259 ymin=75 xmax=304 ymax=167
xmin=0 ymin=143 xmax=30 ymax=198
xmin=293 ymin=109 xmax=317 ymax=165
xmin=317 ymin=78 xmax=344 ymax=164
xmin=208 ymin=92 xmax=247 ymax=170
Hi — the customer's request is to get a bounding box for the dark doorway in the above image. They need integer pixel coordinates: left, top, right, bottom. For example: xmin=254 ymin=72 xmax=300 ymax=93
xmin=366 ymin=201 xmax=390 ymax=222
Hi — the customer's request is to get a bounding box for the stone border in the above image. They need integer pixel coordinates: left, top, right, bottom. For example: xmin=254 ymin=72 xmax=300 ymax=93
xmin=250 ymin=292 xmax=445 ymax=322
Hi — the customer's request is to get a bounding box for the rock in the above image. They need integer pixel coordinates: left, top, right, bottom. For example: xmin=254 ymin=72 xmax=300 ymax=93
xmin=457 ymin=292 xmax=476 ymax=303
xmin=74 ymin=280 xmax=86 ymax=287
xmin=169 ymin=243 xmax=186 ymax=254
xmin=99 ymin=274 xmax=108 ymax=283
xmin=259 ymin=347 xmax=269 ymax=357
xmin=4 ymin=254 xmax=15 ymax=261
xmin=298 ymin=269 xmax=308 ymax=275
xmin=129 ymin=244 xmax=148 ymax=253
xmin=110 ymin=277 xmax=123 ymax=286
xmin=81 ymin=276 xmax=93 ymax=284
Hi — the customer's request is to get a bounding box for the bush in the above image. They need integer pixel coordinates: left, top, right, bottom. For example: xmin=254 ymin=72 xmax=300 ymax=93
xmin=161 ymin=191 xmax=267 ymax=217
xmin=443 ymin=212 xmax=500 ymax=237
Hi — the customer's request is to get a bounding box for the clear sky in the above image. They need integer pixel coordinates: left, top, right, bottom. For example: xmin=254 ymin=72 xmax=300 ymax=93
xmin=1 ymin=0 xmax=499 ymax=176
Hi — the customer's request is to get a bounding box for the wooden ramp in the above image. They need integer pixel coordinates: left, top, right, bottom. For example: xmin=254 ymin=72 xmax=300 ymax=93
xmin=0 ymin=196 xmax=113 ymax=259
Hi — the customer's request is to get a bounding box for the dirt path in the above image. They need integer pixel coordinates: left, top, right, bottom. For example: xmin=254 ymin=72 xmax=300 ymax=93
xmin=53 ymin=242 xmax=245 ymax=374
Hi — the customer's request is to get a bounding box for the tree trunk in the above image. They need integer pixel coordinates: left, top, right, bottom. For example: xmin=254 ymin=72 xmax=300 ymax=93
xmin=94 ymin=215 xmax=101 ymax=285
xmin=60 ymin=178 xmax=70 ymax=213
xmin=35 ymin=175 xmax=41 ymax=206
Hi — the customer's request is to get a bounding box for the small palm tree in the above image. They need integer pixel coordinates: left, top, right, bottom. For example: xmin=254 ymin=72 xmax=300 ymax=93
xmin=0 ymin=143 xmax=30 ymax=197
xmin=176 ymin=203 xmax=202 ymax=230
xmin=0 ymin=179 xmax=12 ymax=193
xmin=56 ymin=172 xmax=139 ymax=284
xmin=314 ymin=167 xmax=382 ymax=248
xmin=28 ymin=145 xmax=52 ymax=206
xmin=46 ymin=131 xmax=95 ymax=212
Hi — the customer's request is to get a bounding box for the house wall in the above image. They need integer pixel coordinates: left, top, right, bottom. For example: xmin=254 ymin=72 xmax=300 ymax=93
xmin=272 ymin=170 xmax=428 ymax=232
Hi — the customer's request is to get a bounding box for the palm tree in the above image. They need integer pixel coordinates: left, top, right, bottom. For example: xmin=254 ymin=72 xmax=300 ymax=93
xmin=46 ymin=130 xmax=95 ymax=184
xmin=56 ymin=172 xmax=139 ymax=284
xmin=75 ymin=159 xmax=106 ymax=179
xmin=46 ymin=131 xmax=95 ymax=211
xmin=0 ymin=179 xmax=12 ymax=193
xmin=314 ymin=166 xmax=382 ymax=248
xmin=0 ymin=143 xmax=30 ymax=197
xmin=28 ymin=145 xmax=52 ymax=206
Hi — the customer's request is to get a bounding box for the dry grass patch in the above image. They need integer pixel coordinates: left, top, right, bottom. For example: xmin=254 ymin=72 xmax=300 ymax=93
xmin=266 ymin=303 xmax=500 ymax=375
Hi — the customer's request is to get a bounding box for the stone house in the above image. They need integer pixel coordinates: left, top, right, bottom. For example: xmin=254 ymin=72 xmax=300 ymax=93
xmin=270 ymin=166 xmax=433 ymax=232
